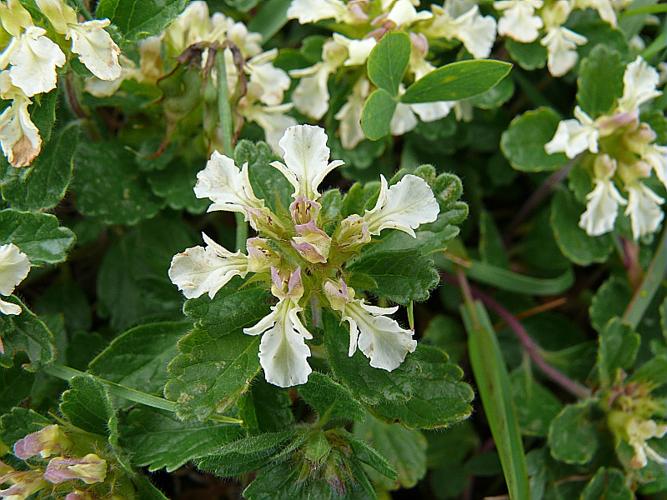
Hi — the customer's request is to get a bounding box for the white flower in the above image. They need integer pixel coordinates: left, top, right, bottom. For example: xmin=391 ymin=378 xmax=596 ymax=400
xmin=386 ymin=0 xmax=433 ymax=27
xmin=332 ymin=34 xmax=376 ymax=67
xmin=541 ymin=27 xmax=587 ymax=77
xmin=225 ymin=19 xmax=263 ymax=58
xmin=36 ymin=0 xmax=121 ymax=81
xmin=643 ymin=144 xmax=667 ymax=189
xmin=287 ymin=0 xmax=348 ymax=24
xmin=545 ymin=106 xmax=599 ymax=158
xmin=0 ymin=243 xmax=30 ymax=316
xmin=390 ymin=102 xmax=419 ymax=136
xmin=335 ymin=78 xmax=369 ymax=149
xmin=324 ymin=279 xmax=416 ymax=371
xmin=411 ymin=101 xmax=454 ymax=122
xmin=494 ymin=0 xmax=544 ymax=43
xmin=244 ymin=268 xmax=312 ymax=388
xmin=245 ymin=50 xmax=291 ymax=106
xmin=579 ymin=155 xmax=626 ymax=236
xmin=168 ymin=233 xmax=249 ymax=299
xmin=0 ymin=26 xmax=66 ymax=97
xmin=617 ymin=57 xmax=662 ymax=114
xmin=271 ymin=124 xmax=344 ymax=200
xmin=362 ymin=174 xmax=440 ymax=237
xmin=290 ymin=40 xmax=346 ymax=120
xmin=0 ymin=75 xmax=41 ymax=168
xmin=163 ymin=0 xmax=212 ymax=52
xmin=0 ymin=0 xmax=33 ymax=38
xmin=426 ymin=2 xmax=497 ymax=59
xmin=84 ymin=55 xmax=139 ymax=97
xmin=625 ymin=182 xmax=665 ymax=240
xmin=626 ymin=418 xmax=667 ymax=469
xmin=194 ymin=151 xmax=275 ymax=234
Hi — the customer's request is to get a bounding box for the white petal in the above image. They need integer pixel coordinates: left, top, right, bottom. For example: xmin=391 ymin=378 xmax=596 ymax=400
xmin=243 ymin=104 xmax=298 ymax=153
xmin=390 ymin=102 xmax=419 ymax=135
xmin=495 ymin=0 xmax=543 ymax=43
xmin=618 ymin=57 xmax=662 ymax=113
xmin=247 ymin=51 xmax=291 ymax=106
xmin=332 ymin=34 xmax=376 ymax=66
xmin=0 ymin=96 xmax=42 ymax=168
xmin=287 ymin=0 xmax=347 ymax=23
xmin=9 ymin=27 xmax=65 ymax=97
xmin=0 ymin=297 xmax=21 ymax=315
xmin=0 ymin=243 xmax=30 ymax=296
xmin=35 ymin=0 xmax=78 ymax=34
xmin=411 ymin=101 xmax=453 ymax=122
xmin=68 ymin=20 xmax=122 ymax=81
xmin=644 ymin=145 xmax=667 ymax=189
xmin=247 ymin=300 xmax=312 ymax=387
xmin=168 ymin=236 xmax=248 ymax=299
xmin=545 ymin=112 xmax=598 ymax=159
xmin=290 ymin=64 xmax=331 ymax=120
xmin=625 ymin=183 xmax=665 ymax=240
xmin=387 ymin=0 xmax=433 ymax=27
xmin=194 ymin=151 xmax=263 ymax=214
xmin=271 ymin=124 xmax=343 ymax=200
xmin=579 ymin=179 xmax=626 ymax=236
xmin=363 ymin=174 xmax=440 ymax=237
xmin=334 ymin=78 xmax=369 ymax=149
xmin=541 ymin=27 xmax=587 ymax=77
xmin=435 ymin=5 xmax=497 ymax=59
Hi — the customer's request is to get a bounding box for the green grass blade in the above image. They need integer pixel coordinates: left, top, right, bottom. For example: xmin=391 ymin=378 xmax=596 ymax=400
xmin=462 ymin=301 xmax=530 ymax=500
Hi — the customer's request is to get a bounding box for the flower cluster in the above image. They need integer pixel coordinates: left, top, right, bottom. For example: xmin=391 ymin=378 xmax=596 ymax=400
xmin=89 ymin=1 xmax=295 ymax=153
xmin=1 ymin=425 xmax=107 ymax=499
xmin=545 ymin=57 xmax=666 ymax=240
xmin=169 ymin=124 xmax=439 ymax=387
xmin=287 ymin=0 xmax=497 ymax=149
xmin=493 ymin=0 xmax=625 ymax=76
xmin=0 ymin=0 xmax=120 ymax=167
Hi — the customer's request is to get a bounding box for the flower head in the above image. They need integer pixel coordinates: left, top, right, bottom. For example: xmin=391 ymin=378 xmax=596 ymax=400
xmin=0 ymin=242 xmax=30 ymax=315
xmin=494 ymin=0 xmax=544 ymax=43
xmin=545 ymin=106 xmax=599 ymax=159
xmin=13 ymin=425 xmax=71 ymax=460
xmin=44 ymin=454 xmax=107 ymax=485
xmin=541 ymin=27 xmax=587 ymax=77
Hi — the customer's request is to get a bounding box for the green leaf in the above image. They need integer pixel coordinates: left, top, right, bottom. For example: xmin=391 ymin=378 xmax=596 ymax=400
xmin=196 ymin=430 xmax=298 ymax=476
xmin=60 ymin=375 xmax=114 ymax=436
xmin=576 ymin=45 xmax=625 ymax=117
xmin=120 ymin=407 xmax=243 ymax=472
xmin=247 ymin=0 xmax=291 ymax=42
xmin=0 ymin=209 xmax=75 ymax=264
xmin=629 ymin=355 xmax=667 ymax=387
xmin=367 ymin=32 xmax=411 ymax=95
xmin=73 ymin=141 xmax=162 ymax=225
xmin=479 ymin=210 xmax=509 ymax=268
xmin=466 ymin=76 xmax=515 ymax=110
xmin=361 ymin=88 xmax=397 ymax=141
xmin=89 ymin=321 xmax=190 ymax=395
xmin=165 ymin=280 xmax=272 ymax=421
xmin=1 ymin=123 xmax=79 ymax=210
xmin=353 ymin=414 xmax=424 ymax=490
xmin=597 ymin=317 xmax=640 ymax=387
xmin=348 ymin=434 xmax=398 ymax=483
xmin=96 ymin=0 xmax=188 ymax=41
xmin=147 ymin=161 xmax=208 ymax=214
xmin=0 ymin=297 xmax=56 ymax=370
xmin=505 ymin=39 xmax=547 ymax=70
xmin=548 ymin=402 xmax=598 ymax=465
xmin=0 ymin=363 xmax=35 ymax=414
xmin=551 ymin=188 xmax=613 ymax=265
xmin=462 ymin=301 xmax=530 ymax=500
xmin=510 ymin=368 xmax=562 ymax=437
xmin=0 ymin=407 xmax=50 ymax=446
xmin=581 ymin=467 xmax=633 ymax=500
xmin=238 ymin=379 xmax=294 ymax=434
xmin=97 ymin=215 xmax=195 ymax=331
xmin=298 ymin=372 xmax=365 ymax=423
xmin=325 ymin=311 xmax=473 ymax=430
xmin=590 ymin=276 xmax=632 ymax=334
xmin=401 ymin=60 xmax=512 ymax=104
xmin=500 ymin=107 xmax=567 ymax=172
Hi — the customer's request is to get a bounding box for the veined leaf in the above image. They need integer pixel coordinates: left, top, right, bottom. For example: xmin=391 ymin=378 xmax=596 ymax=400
xmin=367 ymin=32 xmax=411 ymax=96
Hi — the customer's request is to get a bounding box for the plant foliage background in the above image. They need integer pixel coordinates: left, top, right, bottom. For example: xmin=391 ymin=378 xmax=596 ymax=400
xmin=0 ymin=0 xmax=667 ymax=499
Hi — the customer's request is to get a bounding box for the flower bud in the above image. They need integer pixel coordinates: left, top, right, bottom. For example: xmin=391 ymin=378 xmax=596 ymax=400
xmin=290 ymin=196 xmax=321 ymax=226
xmin=292 ymin=221 xmax=331 ymax=264
xmin=596 ymin=111 xmax=638 ymax=136
xmin=65 ymin=491 xmax=94 ymax=500
xmin=270 ymin=267 xmax=304 ymax=301
xmin=246 ymin=237 xmax=279 ymax=273
xmin=13 ymin=425 xmax=71 ymax=460
xmin=44 ymin=454 xmax=107 ymax=485
xmin=323 ymin=278 xmax=354 ymax=312
xmin=623 ymin=122 xmax=657 ymax=154
xmin=334 ymin=215 xmax=371 ymax=252
xmin=0 ymin=470 xmax=47 ymax=498
xmin=592 ymin=154 xmax=617 ymax=180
